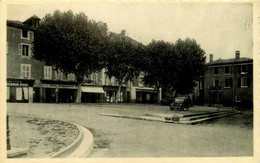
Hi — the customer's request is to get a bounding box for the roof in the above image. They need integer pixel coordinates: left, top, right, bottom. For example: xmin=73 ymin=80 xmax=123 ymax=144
xmin=7 ymin=20 xmax=37 ymax=30
xmin=7 ymin=15 xmax=40 ymax=30
xmin=207 ymin=57 xmax=253 ymax=66
xmin=23 ymin=15 xmax=41 ymax=24
xmin=108 ymin=31 xmax=142 ymax=46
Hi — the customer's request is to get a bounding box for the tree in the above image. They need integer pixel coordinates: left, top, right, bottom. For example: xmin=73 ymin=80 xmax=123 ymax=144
xmin=142 ymin=40 xmax=178 ymax=103
xmin=33 ymin=10 xmax=109 ymax=103
xmin=105 ymin=31 xmax=145 ymax=103
xmin=143 ymin=38 xmax=206 ymax=103
xmin=172 ymin=38 xmax=206 ymax=94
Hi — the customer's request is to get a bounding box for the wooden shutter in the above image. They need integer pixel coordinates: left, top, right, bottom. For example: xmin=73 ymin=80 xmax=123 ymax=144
xmin=238 ymin=77 xmax=241 ymax=88
xmin=29 ymin=45 xmax=32 ymax=57
xmin=247 ymin=77 xmax=250 ymax=87
xmin=19 ymin=44 xmax=22 ymax=55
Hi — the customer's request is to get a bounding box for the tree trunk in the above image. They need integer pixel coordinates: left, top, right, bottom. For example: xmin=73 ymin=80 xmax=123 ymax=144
xmin=75 ymin=83 xmax=82 ymax=103
xmin=157 ymin=88 xmax=161 ymax=104
xmin=115 ymin=82 xmax=122 ymax=103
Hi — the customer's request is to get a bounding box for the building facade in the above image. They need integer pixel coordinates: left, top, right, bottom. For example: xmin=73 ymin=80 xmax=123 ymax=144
xmin=6 ymin=16 xmax=160 ymax=103
xmin=7 ymin=16 xmax=43 ymax=103
xmin=203 ymin=51 xmax=253 ymax=108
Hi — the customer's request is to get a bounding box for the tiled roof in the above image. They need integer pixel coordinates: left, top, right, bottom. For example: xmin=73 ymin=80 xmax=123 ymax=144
xmin=23 ymin=15 xmax=41 ymax=24
xmin=207 ymin=57 xmax=253 ymax=66
xmin=108 ymin=32 xmax=142 ymax=45
xmin=7 ymin=20 xmax=37 ymax=30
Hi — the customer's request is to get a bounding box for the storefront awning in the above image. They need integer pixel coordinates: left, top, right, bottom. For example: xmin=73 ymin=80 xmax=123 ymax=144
xmin=81 ymin=86 xmax=105 ymax=93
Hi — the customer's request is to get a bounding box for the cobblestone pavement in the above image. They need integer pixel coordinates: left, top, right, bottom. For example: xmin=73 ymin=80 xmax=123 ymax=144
xmin=7 ymin=103 xmax=253 ymax=157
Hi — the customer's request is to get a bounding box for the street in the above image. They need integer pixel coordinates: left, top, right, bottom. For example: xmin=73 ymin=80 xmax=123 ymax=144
xmin=7 ymin=103 xmax=253 ymax=157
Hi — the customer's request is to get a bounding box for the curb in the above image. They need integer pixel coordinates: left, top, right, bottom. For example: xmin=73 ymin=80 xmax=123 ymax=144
xmin=51 ymin=123 xmax=94 ymax=158
xmin=100 ymin=113 xmax=166 ymax=122
xmin=7 ymin=148 xmax=29 ymax=158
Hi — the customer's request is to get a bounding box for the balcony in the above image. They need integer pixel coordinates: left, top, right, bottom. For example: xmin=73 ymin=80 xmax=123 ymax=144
xmin=209 ymin=86 xmax=221 ymax=91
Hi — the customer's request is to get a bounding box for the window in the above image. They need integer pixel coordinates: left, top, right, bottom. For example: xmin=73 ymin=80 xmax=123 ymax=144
xmin=91 ymin=73 xmax=98 ymax=84
xmin=55 ymin=70 xmax=63 ymax=80
xmin=213 ymin=79 xmax=219 ymax=87
xmin=224 ymin=78 xmax=232 ymax=88
xmin=19 ymin=44 xmax=31 ymax=57
xmin=16 ymin=87 xmax=22 ymax=100
xmin=241 ymin=65 xmax=248 ymax=74
xmin=105 ymin=75 xmax=110 ymax=85
xmin=21 ymin=64 xmax=31 ymax=78
xmin=68 ymin=73 xmax=75 ymax=81
xmin=241 ymin=77 xmax=248 ymax=87
xmin=214 ymin=67 xmax=219 ymax=75
xmin=235 ymin=96 xmax=241 ymax=102
xmin=21 ymin=29 xmax=28 ymax=39
xmin=224 ymin=66 xmax=231 ymax=74
xmin=44 ymin=66 xmax=52 ymax=79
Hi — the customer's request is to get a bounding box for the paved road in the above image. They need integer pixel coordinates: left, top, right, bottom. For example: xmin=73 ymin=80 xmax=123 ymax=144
xmin=7 ymin=103 xmax=253 ymax=157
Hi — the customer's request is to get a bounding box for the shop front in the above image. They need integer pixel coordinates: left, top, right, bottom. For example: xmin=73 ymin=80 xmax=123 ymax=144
xmin=81 ymin=86 xmax=105 ymax=103
xmin=40 ymin=80 xmax=77 ymax=103
xmin=135 ymin=88 xmax=157 ymax=103
xmin=103 ymin=86 xmax=127 ymax=103
xmin=7 ymin=78 xmax=34 ymax=103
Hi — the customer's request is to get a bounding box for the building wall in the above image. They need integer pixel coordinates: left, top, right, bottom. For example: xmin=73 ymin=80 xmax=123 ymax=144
xmin=203 ymin=62 xmax=253 ymax=108
xmin=7 ymin=27 xmax=45 ymax=79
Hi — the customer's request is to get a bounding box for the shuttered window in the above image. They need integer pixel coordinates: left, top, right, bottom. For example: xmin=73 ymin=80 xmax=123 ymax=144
xmin=21 ymin=64 xmax=31 ymax=78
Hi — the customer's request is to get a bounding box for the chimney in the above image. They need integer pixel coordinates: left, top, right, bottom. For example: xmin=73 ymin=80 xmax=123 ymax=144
xmin=120 ymin=30 xmax=126 ymax=36
xmin=235 ymin=51 xmax=240 ymax=59
xmin=209 ymin=54 xmax=213 ymax=62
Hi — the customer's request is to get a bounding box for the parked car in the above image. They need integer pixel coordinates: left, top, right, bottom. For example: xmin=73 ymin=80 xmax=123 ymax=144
xmin=169 ymin=97 xmax=190 ymax=111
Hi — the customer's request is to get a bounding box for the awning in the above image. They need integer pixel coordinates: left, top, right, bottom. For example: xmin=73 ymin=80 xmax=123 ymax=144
xmin=81 ymin=86 xmax=105 ymax=93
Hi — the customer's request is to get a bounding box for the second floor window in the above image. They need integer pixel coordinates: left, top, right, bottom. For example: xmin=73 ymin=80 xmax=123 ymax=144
xmin=214 ymin=67 xmax=219 ymax=75
xmin=241 ymin=65 xmax=248 ymax=74
xmin=67 ymin=73 xmax=75 ymax=81
xmin=44 ymin=66 xmax=52 ymax=79
xmin=91 ymin=73 xmax=98 ymax=84
xmin=224 ymin=78 xmax=232 ymax=88
xmin=19 ymin=44 xmax=31 ymax=57
xmin=21 ymin=64 xmax=31 ymax=78
xmin=22 ymin=29 xmax=29 ymax=39
xmin=213 ymin=79 xmax=219 ymax=87
xmin=55 ymin=70 xmax=63 ymax=80
xmin=241 ymin=77 xmax=249 ymax=87
xmin=224 ymin=66 xmax=231 ymax=74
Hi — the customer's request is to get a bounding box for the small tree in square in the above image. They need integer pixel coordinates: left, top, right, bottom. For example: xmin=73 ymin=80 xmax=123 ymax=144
xmin=33 ymin=10 xmax=109 ymax=103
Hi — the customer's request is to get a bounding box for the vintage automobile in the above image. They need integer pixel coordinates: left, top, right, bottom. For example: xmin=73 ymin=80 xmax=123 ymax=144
xmin=169 ymin=97 xmax=190 ymax=111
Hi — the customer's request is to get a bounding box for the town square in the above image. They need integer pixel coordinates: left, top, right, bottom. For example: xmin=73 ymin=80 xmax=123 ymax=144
xmin=1 ymin=1 xmax=256 ymax=162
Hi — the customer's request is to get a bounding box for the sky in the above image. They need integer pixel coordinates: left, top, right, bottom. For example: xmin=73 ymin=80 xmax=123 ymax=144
xmin=7 ymin=2 xmax=253 ymax=61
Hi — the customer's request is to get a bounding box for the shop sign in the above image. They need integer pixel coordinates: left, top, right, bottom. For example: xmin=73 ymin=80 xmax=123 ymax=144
xmin=42 ymin=84 xmax=77 ymax=89
xmin=7 ymin=82 xmax=28 ymax=87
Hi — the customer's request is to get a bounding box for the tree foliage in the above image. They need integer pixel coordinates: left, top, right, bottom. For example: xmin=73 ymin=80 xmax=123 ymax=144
xmin=173 ymin=38 xmax=206 ymax=94
xmin=105 ymin=31 xmax=145 ymax=102
xmin=143 ymin=38 xmax=206 ymax=99
xmin=142 ymin=40 xmax=177 ymax=103
xmin=33 ymin=10 xmax=109 ymax=83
